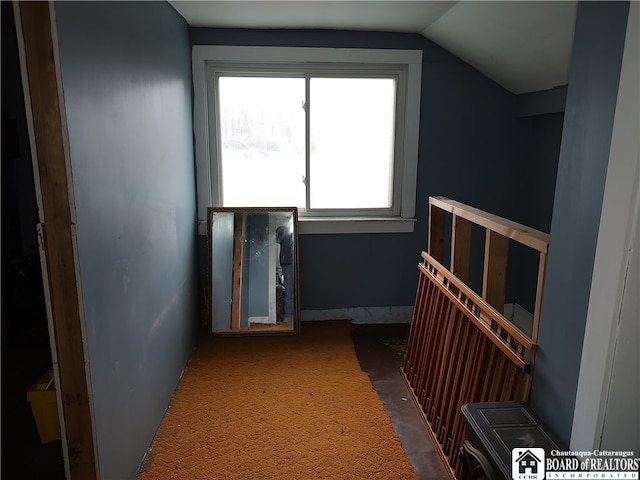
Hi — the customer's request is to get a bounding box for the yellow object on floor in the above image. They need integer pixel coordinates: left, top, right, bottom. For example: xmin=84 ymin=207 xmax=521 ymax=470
xmin=27 ymin=368 xmax=61 ymax=443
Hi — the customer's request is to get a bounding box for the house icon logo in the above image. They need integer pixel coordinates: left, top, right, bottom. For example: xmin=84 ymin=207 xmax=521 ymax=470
xmin=512 ymin=448 xmax=545 ymax=480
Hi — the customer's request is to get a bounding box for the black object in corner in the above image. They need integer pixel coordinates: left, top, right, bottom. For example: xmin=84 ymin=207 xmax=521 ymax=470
xmin=460 ymin=401 xmax=567 ymax=480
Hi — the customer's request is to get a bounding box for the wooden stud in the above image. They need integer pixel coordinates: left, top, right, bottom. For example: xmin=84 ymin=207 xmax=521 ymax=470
xmin=17 ymin=3 xmax=96 ymax=478
xmin=482 ymin=230 xmax=509 ymax=312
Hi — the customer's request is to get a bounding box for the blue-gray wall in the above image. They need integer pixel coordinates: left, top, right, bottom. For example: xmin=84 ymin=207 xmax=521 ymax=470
xmin=54 ymin=2 xmax=198 ymax=478
xmin=530 ymin=1 xmax=630 ymax=445
xmin=191 ymin=28 xmax=533 ymax=310
xmin=508 ymin=112 xmax=564 ymax=313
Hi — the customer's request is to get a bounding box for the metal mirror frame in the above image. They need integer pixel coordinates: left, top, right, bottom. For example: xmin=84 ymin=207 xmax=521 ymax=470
xmin=207 ymin=207 xmax=301 ymax=336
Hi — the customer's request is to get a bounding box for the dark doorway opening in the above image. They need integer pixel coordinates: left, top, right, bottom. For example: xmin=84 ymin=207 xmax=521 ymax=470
xmin=1 ymin=3 xmax=64 ymax=478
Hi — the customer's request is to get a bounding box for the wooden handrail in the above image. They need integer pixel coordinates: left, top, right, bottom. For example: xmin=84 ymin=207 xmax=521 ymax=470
xmin=429 ymin=196 xmax=549 ymax=253
xmin=428 ymin=196 xmax=549 ymax=342
xmin=402 ymin=252 xmax=536 ymax=479
xmin=402 ymin=197 xmax=548 ymax=478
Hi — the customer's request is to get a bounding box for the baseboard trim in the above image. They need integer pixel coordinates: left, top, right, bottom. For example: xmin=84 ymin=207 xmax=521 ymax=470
xmin=503 ymin=302 xmax=534 ymax=337
xmin=301 ymin=304 xmax=534 ymax=329
xmin=301 ymin=306 xmax=413 ymax=324
xmin=301 ymin=304 xmax=532 ymax=329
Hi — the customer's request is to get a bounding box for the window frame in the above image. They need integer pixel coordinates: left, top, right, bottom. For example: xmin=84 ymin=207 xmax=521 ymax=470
xmin=193 ymin=46 xmax=422 ymax=234
xmin=212 ymin=68 xmax=403 ymax=217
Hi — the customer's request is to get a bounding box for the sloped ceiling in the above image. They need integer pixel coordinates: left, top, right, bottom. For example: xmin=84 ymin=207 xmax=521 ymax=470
xmin=169 ymin=1 xmax=577 ymax=94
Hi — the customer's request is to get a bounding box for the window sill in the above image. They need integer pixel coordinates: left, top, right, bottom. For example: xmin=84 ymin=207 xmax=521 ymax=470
xmin=298 ymin=217 xmax=416 ymax=234
xmin=198 ymin=217 xmax=416 ymax=235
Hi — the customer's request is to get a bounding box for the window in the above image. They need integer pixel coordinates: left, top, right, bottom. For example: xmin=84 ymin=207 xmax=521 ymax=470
xmin=193 ymin=46 xmax=422 ymax=234
xmin=217 ymin=74 xmax=397 ymax=213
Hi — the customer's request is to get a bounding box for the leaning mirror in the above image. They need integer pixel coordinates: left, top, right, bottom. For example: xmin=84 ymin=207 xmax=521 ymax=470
xmin=207 ymin=207 xmax=300 ymax=335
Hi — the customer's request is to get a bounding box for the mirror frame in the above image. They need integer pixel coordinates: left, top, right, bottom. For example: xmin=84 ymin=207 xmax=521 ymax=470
xmin=206 ymin=207 xmax=301 ymax=336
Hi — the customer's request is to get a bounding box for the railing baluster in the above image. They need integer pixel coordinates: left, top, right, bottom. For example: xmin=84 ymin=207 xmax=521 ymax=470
xmin=479 ymin=342 xmax=498 ymax=400
xmin=409 ymin=278 xmax=435 ymax=387
xmin=404 ymin=274 xmax=429 ymax=380
xmin=403 ymin=274 xmax=424 ymax=372
xmin=401 ymin=196 xmax=547 ymax=479
xmin=441 ymin=311 xmax=472 ymax=453
xmin=490 ymin=355 xmax=510 ymax=402
xmin=432 ymin=305 xmax=458 ymax=434
xmin=437 ymin=309 xmax=465 ymax=444
xmin=416 ymin=288 xmax=446 ymax=406
xmin=400 ymin=252 xmax=535 ymax=479
xmin=423 ymin=296 xmax=451 ymax=415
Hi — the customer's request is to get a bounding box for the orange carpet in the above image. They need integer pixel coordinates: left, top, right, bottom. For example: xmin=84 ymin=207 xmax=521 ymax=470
xmin=137 ymin=320 xmax=416 ymax=479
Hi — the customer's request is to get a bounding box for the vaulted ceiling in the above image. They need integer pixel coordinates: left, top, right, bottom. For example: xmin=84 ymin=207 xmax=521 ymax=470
xmin=169 ymin=1 xmax=577 ymax=95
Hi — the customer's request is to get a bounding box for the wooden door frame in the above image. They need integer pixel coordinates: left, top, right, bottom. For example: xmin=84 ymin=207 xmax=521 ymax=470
xmin=14 ymin=2 xmax=97 ymax=478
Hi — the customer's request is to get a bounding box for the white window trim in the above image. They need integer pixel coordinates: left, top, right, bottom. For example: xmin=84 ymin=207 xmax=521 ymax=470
xmin=193 ymin=45 xmax=422 ymax=235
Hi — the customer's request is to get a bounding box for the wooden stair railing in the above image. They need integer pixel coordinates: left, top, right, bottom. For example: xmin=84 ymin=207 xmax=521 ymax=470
xmin=427 ymin=196 xmax=549 ymax=342
xmin=401 ymin=197 xmax=549 ymax=479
